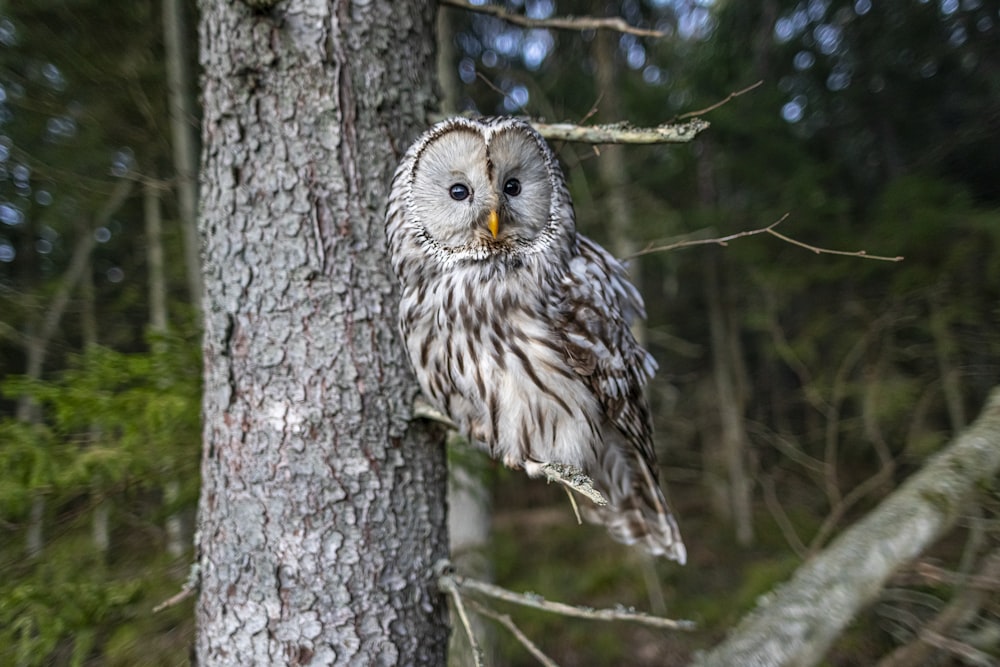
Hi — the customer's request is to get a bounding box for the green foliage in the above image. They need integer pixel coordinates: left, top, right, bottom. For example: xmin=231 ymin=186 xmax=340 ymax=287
xmin=0 ymin=334 xmax=200 ymax=666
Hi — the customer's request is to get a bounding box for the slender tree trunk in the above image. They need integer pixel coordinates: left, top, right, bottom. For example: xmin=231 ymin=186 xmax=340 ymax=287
xmin=163 ymin=0 xmax=203 ymax=313
xmin=144 ymin=178 xmax=185 ymax=559
xmin=696 ymin=141 xmax=754 ymax=546
xmin=704 ymin=254 xmax=754 ymax=546
xmin=195 ymin=1 xmax=447 ymax=663
xmin=144 ymin=180 xmax=168 ymax=334
xmin=78 ymin=213 xmax=110 ymax=557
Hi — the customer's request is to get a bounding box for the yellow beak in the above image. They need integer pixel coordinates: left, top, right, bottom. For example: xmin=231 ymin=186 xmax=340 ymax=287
xmin=487 ymin=209 xmax=499 ymax=239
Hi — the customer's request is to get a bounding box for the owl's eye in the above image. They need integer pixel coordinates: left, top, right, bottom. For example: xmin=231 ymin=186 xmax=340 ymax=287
xmin=503 ymin=178 xmax=522 ymax=197
xmin=449 ymin=183 xmax=470 ymax=201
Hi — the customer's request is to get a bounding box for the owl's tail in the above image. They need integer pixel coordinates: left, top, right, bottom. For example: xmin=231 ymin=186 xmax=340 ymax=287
xmin=582 ymin=435 xmax=687 ymax=564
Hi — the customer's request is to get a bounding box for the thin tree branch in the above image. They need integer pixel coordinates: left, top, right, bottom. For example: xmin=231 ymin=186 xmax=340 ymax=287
xmin=469 ymin=600 xmax=561 ymax=667
xmin=532 ymin=118 xmax=710 ymax=144
xmin=438 ymin=565 xmax=486 ymax=667
xmin=153 ymin=562 xmax=200 ymax=613
xmin=677 ymin=80 xmax=764 ymax=120
xmin=879 ymin=550 xmax=1000 ymax=667
xmin=917 ymin=629 xmax=996 ymax=667
xmin=24 ymin=177 xmax=134 ymax=382
xmin=766 ymin=226 xmax=904 ymax=262
xmin=440 ymin=0 xmax=666 ymax=38
xmin=437 ymin=562 xmax=695 ymax=631
xmin=761 ymin=474 xmax=808 ymax=558
xmin=629 ymin=214 xmax=905 ymax=262
xmin=912 ymin=557 xmax=1000 ymax=591
xmin=629 ymin=214 xmax=789 ymax=258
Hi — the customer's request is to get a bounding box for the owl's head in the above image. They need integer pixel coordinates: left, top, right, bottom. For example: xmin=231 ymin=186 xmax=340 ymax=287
xmin=399 ymin=117 xmax=572 ymax=263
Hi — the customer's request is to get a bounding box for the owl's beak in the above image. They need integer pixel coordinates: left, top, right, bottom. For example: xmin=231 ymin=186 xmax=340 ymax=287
xmin=487 ymin=209 xmax=500 ymax=239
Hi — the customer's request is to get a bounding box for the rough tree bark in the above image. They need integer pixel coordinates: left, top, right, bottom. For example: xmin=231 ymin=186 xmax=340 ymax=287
xmin=693 ymin=387 xmax=1000 ymax=667
xmin=195 ymin=1 xmax=447 ymax=664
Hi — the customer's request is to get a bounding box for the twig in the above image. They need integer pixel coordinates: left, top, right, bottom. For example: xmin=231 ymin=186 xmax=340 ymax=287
xmin=438 ymin=563 xmax=696 ymax=631
xmin=532 ymin=118 xmax=709 ymax=144
xmin=579 ymin=93 xmax=604 ymax=126
xmin=469 ymin=600 xmax=561 ymax=667
xmin=629 ymin=214 xmax=905 ymax=263
xmin=629 ymin=214 xmax=789 ymax=258
xmin=562 ymin=486 xmax=584 ymax=524
xmin=153 ymin=562 xmax=200 ymax=613
xmin=440 ymin=0 xmax=666 ymax=38
xmin=918 ymin=629 xmax=996 ymax=667
xmin=761 ymin=474 xmax=808 ymax=558
xmin=913 ymin=559 xmax=1000 ymax=591
xmin=438 ymin=566 xmax=486 ymax=667
xmin=767 ymin=226 xmax=904 ymax=262
xmin=153 ymin=585 xmax=195 ymax=613
xmin=677 ymin=80 xmax=764 ymax=120
xmin=476 ymin=71 xmax=511 ymax=102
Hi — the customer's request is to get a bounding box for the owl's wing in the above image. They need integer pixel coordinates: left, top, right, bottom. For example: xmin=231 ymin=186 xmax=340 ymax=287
xmin=559 ymin=235 xmax=686 ymax=562
xmin=559 ymin=235 xmax=657 ymax=455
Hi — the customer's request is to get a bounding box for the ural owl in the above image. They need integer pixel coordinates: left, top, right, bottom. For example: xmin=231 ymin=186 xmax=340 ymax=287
xmin=385 ymin=117 xmax=685 ymax=563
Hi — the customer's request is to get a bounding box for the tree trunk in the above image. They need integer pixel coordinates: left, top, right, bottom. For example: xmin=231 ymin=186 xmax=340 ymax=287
xmin=194 ymin=1 xmax=447 ymax=664
xmin=704 ymin=252 xmax=754 ymax=546
xmin=144 ymin=178 xmax=186 ymax=560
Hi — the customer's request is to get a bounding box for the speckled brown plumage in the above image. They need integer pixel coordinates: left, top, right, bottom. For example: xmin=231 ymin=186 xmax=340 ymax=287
xmin=385 ymin=117 xmax=685 ymax=562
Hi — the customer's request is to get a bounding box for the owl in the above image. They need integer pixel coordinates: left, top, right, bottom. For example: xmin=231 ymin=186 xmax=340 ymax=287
xmin=385 ymin=116 xmax=685 ymax=563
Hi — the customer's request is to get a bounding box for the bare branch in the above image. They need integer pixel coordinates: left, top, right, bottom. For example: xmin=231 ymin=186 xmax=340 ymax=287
xmin=438 ymin=565 xmax=486 ymax=667
xmin=425 ymin=113 xmax=709 ymax=145
xmin=629 ymin=214 xmax=905 ymax=263
xmin=440 ymin=0 xmax=666 ymax=38
xmin=629 ymin=214 xmax=789 ymax=258
xmin=913 ymin=557 xmax=1000 ymax=591
xmin=533 ymin=118 xmax=710 ymax=144
xmin=153 ymin=563 xmax=200 ymax=613
xmin=767 ymin=226 xmax=904 ymax=262
xmin=439 ymin=565 xmax=696 ymax=631
xmin=917 ymin=629 xmax=996 ymax=667
xmin=469 ymin=601 xmax=562 ymax=667
xmin=678 ymin=80 xmax=764 ymax=120
xmin=761 ymin=474 xmax=808 ymax=558
xmin=879 ymin=550 xmax=1000 ymax=667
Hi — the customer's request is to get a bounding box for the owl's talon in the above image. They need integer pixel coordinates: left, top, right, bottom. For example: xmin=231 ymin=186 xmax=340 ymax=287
xmin=412 ymin=397 xmax=458 ymax=430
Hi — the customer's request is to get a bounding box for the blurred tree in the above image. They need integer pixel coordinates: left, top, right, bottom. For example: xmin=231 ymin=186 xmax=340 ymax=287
xmin=0 ymin=1 xmax=203 ymax=664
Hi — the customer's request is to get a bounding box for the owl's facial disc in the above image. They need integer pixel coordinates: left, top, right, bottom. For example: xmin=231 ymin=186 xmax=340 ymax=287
xmin=409 ymin=122 xmax=556 ymax=257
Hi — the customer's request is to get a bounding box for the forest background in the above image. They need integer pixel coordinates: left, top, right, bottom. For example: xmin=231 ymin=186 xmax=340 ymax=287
xmin=1 ymin=0 xmax=998 ymax=665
